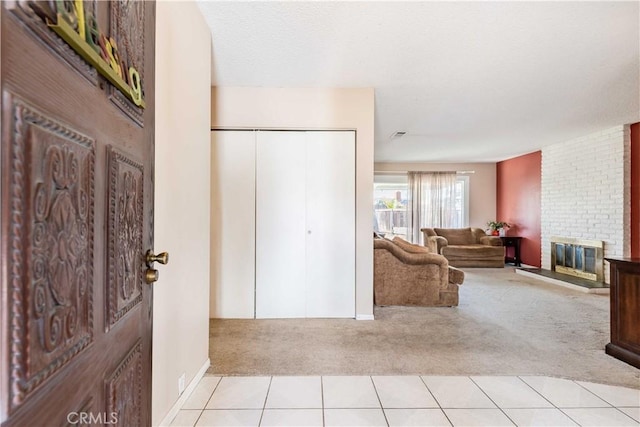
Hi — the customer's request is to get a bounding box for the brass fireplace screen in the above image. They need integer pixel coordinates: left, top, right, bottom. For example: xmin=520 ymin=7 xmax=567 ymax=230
xmin=550 ymin=237 xmax=604 ymax=282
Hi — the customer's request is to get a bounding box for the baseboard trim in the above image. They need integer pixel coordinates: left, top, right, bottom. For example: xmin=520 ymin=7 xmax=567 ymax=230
xmin=356 ymin=314 xmax=375 ymax=320
xmin=158 ymin=358 xmax=211 ymax=427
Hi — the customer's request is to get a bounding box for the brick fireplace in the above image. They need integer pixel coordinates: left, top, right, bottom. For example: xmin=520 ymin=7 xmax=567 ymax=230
xmin=540 ymin=125 xmax=631 ymax=284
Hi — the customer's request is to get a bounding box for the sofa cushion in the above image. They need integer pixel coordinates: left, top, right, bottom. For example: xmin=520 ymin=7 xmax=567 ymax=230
xmin=392 ymin=237 xmax=430 ymax=254
xmin=435 ymin=227 xmax=474 ymax=245
xmin=441 ymin=244 xmax=504 ymax=259
xmin=479 ymin=235 xmax=503 ymax=246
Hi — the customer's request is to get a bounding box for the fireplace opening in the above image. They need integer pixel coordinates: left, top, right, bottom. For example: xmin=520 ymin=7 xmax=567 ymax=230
xmin=551 ymin=237 xmax=604 ymax=282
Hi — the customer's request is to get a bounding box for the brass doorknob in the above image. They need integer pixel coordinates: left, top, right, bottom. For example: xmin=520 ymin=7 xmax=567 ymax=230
xmin=146 ymin=250 xmax=169 ymax=267
xmin=145 ymin=269 xmax=159 ymax=284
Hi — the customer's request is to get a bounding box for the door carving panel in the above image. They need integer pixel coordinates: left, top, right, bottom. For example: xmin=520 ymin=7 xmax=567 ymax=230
xmin=105 ymin=341 xmax=143 ymax=427
xmin=4 ymin=94 xmax=95 ymax=411
xmin=109 ymin=0 xmax=146 ymax=125
xmin=106 ymin=147 xmax=144 ymax=329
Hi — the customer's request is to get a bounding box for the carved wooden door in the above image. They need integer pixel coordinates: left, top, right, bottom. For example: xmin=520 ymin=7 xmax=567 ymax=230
xmin=1 ymin=1 xmax=156 ymax=426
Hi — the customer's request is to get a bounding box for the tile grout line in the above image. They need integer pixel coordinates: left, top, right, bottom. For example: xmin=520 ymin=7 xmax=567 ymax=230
xmin=616 ymin=407 xmax=640 ymax=424
xmin=516 ymin=376 xmax=583 ymax=426
xmin=611 ymin=406 xmax=640 ymax=424
xmin=257 ymin=376 xmax=273 ymax=427
xmin=573 ymin=380 xmax=632 ymax=409
xmin=468 ymin=376 xmax=518 ymax=426
xmin=369 ymin=376 xmax=390 ymax=427
xmin=320 ymin=376 xmax=325 ymax=427
xmin=516 ymin=375 xmax=565 ymax=407
xmin=560 ymin=380 xmax=640 ymax=423
xmin=193 ymin=375 xmax=223 ymax=426
xmin=419 ymin=376 xmax=454 ymax=426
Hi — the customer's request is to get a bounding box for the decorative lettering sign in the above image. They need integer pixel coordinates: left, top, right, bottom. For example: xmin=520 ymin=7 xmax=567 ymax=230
xmin=30 ymin=1 xmax=145 ymax=108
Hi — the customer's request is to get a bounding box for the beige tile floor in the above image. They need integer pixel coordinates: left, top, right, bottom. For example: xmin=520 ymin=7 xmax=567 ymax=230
xmin=169 ymin=375 xmax=640 ymax=427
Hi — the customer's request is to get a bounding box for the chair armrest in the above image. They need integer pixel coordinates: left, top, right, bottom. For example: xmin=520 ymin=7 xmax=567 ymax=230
xmin=479 ymin=236 xmax=503 ymax=246
xmin=426 ymin=235 xmax=448 ymax=253
xmin=429 ymin=236 xmax=449 ymax=254
xmin=420 ymin=228 xmax=448 ymax=253
xmin=448 ymin=267 xmax=465 ymax=285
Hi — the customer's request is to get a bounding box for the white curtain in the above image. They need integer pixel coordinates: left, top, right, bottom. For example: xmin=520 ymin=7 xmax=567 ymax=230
xmin=407 ymin=172 xmax=457 ymax=243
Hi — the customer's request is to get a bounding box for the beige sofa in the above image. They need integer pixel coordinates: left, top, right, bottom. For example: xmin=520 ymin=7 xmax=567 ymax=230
xmin=421 ymin=227 xmax=504 ymax=268
xmin=374 ymin=237 xmax=464 ymax=307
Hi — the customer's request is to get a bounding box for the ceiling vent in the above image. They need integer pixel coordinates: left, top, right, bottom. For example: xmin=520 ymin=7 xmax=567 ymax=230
xmin=390 ymin=131 xmax=407 ymax=140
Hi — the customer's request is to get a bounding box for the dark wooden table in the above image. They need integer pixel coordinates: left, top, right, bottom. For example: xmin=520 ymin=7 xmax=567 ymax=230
xmin=500 ymin=236 xmax=522 ymax=266
xmin=605 ymin=258 xmax=640 ymax=368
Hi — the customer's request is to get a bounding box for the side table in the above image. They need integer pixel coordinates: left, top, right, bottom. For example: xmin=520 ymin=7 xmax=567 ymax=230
xmin=500 ymin=236 xmax=522 ymax=266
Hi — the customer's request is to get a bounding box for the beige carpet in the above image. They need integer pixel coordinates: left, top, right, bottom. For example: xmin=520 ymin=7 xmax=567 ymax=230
xmin=208 ymin=268 xmax=640 ymax=389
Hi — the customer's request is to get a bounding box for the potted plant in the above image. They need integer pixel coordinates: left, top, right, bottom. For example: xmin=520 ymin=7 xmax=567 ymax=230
xmin=487 ymin=221 xmax=510 ymax=236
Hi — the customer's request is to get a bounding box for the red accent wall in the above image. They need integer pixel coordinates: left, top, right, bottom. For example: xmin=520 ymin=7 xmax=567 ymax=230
xmin=631 ymin=123 xmax=640 ymax=257
xmin=497 ymin=151 xmax=542 ymax=267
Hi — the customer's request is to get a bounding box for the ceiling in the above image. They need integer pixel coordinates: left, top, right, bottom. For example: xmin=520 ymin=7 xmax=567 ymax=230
xmin=197 ymin=1 xmax=640 ymax=163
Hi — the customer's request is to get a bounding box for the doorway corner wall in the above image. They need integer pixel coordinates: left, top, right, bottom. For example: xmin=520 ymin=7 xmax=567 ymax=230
xmin=153 ymin=2 xmax=212 ymax=425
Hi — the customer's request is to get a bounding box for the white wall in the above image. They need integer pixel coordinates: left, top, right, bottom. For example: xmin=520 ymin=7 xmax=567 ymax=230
xmin=153 ymin=2 xmax=211 ymax=425
xmin=541 ymin=125 xmax=631 ymax=283
xmin=211 ymin=87 xmax=375 ymax=319
xmin=374 ymin=162 xmax=497 ymax=229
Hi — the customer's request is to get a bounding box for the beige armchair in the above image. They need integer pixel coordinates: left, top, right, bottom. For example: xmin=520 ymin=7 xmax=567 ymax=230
xmin=374 ymin=237 xmax=464 ymax=307
xmin=421 ymin=227 xmax=504 ymax=268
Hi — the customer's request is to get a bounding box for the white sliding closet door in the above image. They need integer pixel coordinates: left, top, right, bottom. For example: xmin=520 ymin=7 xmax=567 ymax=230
xmin=210 ymin=131 xmax=256 ymax=318
xmin=256 ymin=130 xmax=355 ymax=318
xmin=305 ymin=132 xmax=355 ymax=317
xmin=256 ymin=132 xmax=307 ymax=318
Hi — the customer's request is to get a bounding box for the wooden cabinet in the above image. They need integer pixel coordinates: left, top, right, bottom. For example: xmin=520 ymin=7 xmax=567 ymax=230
xmin=605 ymin=258 xmax=640 ymax=368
